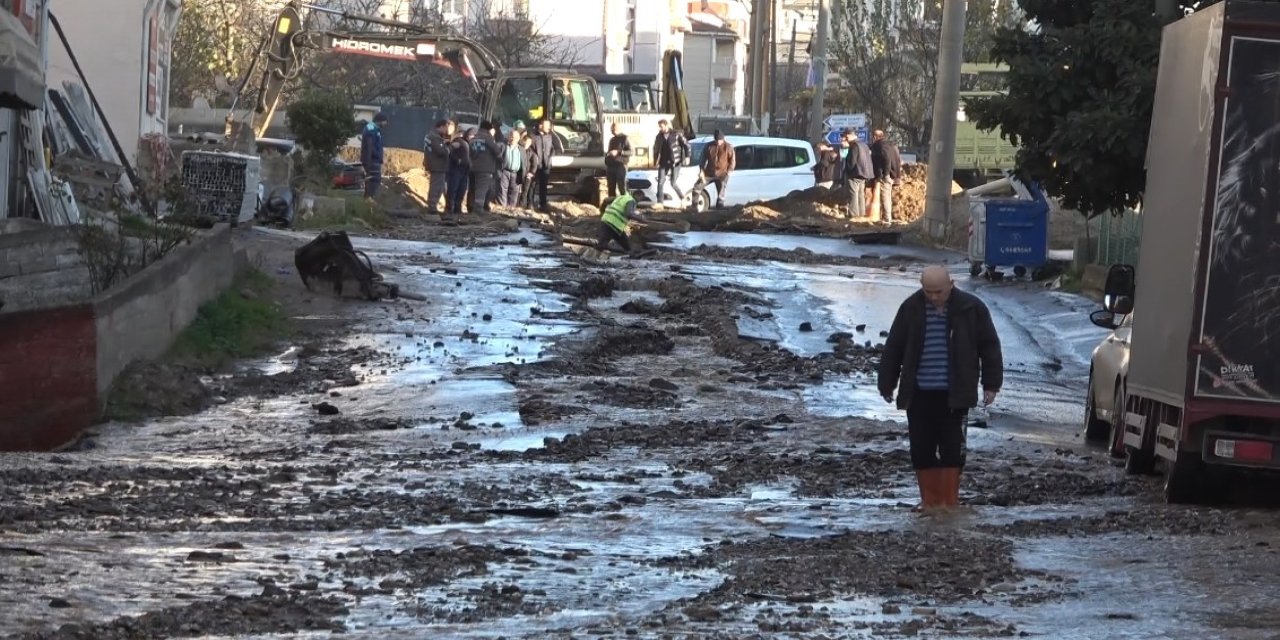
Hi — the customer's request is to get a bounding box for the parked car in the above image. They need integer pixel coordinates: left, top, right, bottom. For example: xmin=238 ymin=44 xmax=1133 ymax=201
xmin=1084 ymin=309 xmax=1133 ymax=457
xmin=625 ymin=135 xmax=816 ymax=211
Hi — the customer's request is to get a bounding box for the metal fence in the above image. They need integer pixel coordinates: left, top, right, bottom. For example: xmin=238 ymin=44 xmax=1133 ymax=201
xmin=1095 ymin=208 xmax=1143 ymax=266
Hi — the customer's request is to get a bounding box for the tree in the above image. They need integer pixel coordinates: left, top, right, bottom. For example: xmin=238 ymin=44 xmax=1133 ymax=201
xmin=966 ymin=0 xmax=1256 ymax=219
xmin=286 ymin=91 xmax=356 ymax=172
xmin=826 ymin=0 xmax=1020 ymax=149
xmin=297 ymin=0 xmax=585 ymax=110
xmin=168 ymin=0 xmax=272 ymax=108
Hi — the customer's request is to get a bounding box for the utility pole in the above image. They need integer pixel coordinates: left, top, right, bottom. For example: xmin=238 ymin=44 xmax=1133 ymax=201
xmin=806 ymin=0 xmax=830 ymax=144
xmin=768 ymin=0 xmax=779 ymax=133
xmin=923 ymin=0 xmax=966 ymax=240
xmin=783 ymin=18 xmax=797 ymax=134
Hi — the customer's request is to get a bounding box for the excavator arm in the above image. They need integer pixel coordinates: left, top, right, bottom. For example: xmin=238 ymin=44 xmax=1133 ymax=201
xmin=231 ymin=1 xmax=504 ymax=141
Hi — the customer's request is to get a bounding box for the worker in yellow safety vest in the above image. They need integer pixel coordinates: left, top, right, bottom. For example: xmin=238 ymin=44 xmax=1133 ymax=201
xmin=598 ymin=190 xmax=650 ymax=255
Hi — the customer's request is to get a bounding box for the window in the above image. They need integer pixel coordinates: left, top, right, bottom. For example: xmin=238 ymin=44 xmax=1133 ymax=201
xmin=496 ymin=77 xmax=545 ymax=125
xmin=553 ymin=78 xmax=598 ymax=124
xmin=744 ymin=145 xmax=806 ymax=170
xmin=689 ymin=141 xmax=709 ymax=168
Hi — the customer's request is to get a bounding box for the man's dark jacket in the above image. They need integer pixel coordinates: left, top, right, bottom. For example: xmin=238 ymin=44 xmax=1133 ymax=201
xmin=844 ymin=140 xmax=874 ymax=181
xmin=531 ymin=131 xmax=562 ymax=169
xmin=877 ymin=288 xmax=1003 ymax=410
xmin=871 ymin=139 xmax=903 ymax=182
xmin=424 ymin=130 xmax=450 ymax=173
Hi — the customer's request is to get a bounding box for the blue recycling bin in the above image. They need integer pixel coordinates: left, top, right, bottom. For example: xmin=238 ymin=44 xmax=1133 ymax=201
xmin=980 ymin=181 xmax=1049 ymax=278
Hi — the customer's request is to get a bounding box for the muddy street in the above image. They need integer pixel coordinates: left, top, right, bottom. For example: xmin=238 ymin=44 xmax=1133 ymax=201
xmin=3 ymin=226 xmax=1280 ymax=640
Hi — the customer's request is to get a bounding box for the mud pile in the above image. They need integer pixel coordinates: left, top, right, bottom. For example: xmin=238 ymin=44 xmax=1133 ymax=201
xmin=738 ymin=163 xmax=930 ymax=223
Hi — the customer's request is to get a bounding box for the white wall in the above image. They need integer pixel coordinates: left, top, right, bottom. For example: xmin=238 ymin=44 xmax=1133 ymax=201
xmin=45 ymin=0 xmax=179 ymax=163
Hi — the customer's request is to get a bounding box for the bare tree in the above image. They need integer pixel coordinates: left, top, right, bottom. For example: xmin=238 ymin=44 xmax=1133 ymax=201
xmin=169 ymin=0 xmax=274 ymax=108
xmin=826 ymin=0 xmax=1019 ymax=148
xmin=296 ymin=0 xmax=586 ymax=107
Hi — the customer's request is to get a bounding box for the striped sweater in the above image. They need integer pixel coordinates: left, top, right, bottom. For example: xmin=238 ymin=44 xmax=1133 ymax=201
xmin=916 ymin=305 xmax=950 ymax=390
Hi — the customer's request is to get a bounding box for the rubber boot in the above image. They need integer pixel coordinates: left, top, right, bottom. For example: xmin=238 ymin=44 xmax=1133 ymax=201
xmin=913 ymin=470 xmax=933 ymax=511
xmin=938 ymin=467 xmax=962 ymax=507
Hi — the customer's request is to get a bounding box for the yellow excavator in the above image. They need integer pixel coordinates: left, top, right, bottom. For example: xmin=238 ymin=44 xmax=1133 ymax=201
xmin=228 ymin=1 xmax=609 ymax=202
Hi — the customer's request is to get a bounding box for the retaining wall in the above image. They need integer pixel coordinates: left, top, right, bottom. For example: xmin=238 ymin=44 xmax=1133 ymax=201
xmin=0 ymin=224 xmax=239 ymax=451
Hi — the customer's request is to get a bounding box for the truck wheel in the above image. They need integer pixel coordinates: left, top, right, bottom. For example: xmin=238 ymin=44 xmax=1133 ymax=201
xmin=1107 ymin=383 xmax=1127 ymax=459
xmin=1083 ymin=374 xmax=1110 ymax=443
xmin=1167 ymin=450 xmax=1203 ymax=504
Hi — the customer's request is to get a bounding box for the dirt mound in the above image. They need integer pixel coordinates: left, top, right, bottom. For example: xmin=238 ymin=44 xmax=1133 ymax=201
xmin=744 ymin=162 xmax=930 ymax=222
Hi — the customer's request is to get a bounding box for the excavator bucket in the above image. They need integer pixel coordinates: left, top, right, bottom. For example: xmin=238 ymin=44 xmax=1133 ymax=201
xmin=294 ymin=231 xmax=399 ymax=301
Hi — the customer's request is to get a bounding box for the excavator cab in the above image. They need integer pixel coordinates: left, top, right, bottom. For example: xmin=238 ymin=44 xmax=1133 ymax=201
xmin=489 ymin=71 xmax=603 ymax=162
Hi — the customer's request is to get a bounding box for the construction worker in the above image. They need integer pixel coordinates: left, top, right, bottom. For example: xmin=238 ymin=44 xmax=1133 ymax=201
xmin=423 ymin=119 xmax=454 ymax=215
xmin=469 ymin=121 xmax=503 ymax=213
xmin=360 ymin=112 xmax=388 ymax=201
xmin=598 ymin=189 xmax=650 ymax=255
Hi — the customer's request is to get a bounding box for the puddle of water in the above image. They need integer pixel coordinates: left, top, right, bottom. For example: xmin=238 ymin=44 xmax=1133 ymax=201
xmin=659 ymin=230 xmax=952 ymax=262
xmin=477 ymin=431 xmax=568 ymax=452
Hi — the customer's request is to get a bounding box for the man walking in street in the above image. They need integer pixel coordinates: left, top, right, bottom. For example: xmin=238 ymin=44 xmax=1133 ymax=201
xmin=360 ymin=112 xmax=388 ymax=201
xmin=531 ymin=118 xmax=562 ymax=213
xmin=498 ymin=128 xmax=524 ymax=208
xmin=605 ymin=122 xmax=632 ymax=198
xmin=469 ymin=121 xmax=503 ymax=213
xmin=699 ymin=129 xmax=735 ymax=209
xmin=877 ymin=265 xmax=1003 ymax=511
xmin=842 ymin=128 xmax=874 ymax=219
xmin=652 ymin=119 xmax=690 ymax=208
xmin=870 ymin=129 xmax=903 ymax=224
xmin=423 ymin=118 xmax=454 ymax=215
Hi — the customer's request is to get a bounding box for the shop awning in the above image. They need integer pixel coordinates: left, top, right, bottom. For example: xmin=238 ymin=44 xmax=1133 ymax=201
xmin=0 ymin=11 xmax=44 ymax=110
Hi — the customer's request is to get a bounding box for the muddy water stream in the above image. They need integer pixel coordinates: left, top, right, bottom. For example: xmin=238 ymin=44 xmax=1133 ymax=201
xmin=3 ymin=230 xmax=1279 ymax=639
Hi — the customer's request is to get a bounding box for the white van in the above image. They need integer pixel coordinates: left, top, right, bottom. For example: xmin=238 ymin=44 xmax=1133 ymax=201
xmin=625 ymin=135 xmax=816 ymax=211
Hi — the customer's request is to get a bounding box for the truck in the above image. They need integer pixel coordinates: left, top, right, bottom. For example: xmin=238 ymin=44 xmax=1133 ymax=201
xmin=230 ymin=1 xmax=608 ymax=203
xmin=1091 ymin=0 xmax=1280 ymax=503
xmin=591 ymin=73 xmax=672 ymax=170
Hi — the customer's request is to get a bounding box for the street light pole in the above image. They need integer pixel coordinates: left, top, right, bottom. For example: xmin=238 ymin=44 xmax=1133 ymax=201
xmin=923 ymin=0 xmax=966 ymax=240
xmin=806 ymin=0 xmax=830 ymax=144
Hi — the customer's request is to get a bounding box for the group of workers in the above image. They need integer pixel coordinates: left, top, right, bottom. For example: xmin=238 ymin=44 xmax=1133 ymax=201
xmin=421 ymin=117 xmax=564 ymax=218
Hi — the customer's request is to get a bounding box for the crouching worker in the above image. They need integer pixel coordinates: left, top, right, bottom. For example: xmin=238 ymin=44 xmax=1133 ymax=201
xmin=598 ymin=190 xmax=649 ymax=256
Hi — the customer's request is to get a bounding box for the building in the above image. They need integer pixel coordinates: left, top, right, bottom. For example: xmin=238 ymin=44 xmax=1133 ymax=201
xmin=45 ymin=0 xmax=182 ymax=165
xmin=682 ymin=15 xmax=745 ymax=119
xmin=0 ymin=0 xmax=48 ymax=219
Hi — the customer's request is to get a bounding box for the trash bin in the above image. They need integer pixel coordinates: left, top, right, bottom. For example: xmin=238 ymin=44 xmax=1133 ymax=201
xmin=966 ymin=177 xmax=1050 ymax=279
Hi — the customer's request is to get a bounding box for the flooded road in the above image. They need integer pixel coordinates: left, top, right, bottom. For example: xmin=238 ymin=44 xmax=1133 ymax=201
xmin=3 ymin=227 xmax=1279 ymax=639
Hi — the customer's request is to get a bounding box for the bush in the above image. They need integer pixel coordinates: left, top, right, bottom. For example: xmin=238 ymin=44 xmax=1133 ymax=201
xmin=285 ymin=91 xmax=355 ymax=174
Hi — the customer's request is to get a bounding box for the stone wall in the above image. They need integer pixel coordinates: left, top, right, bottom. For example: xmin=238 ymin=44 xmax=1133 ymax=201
xmin=0 ymin=224 xmax=93 ymax=313
xmin=0 ymin=224 xmax=241 ymax=451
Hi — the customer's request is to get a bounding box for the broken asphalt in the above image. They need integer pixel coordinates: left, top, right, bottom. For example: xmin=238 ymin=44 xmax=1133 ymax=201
xmin=3 ymin=221 xmax=1280 ymax=640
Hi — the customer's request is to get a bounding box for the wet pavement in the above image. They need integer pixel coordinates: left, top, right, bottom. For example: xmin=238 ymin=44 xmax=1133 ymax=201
xmin=3 ymin=227 xmax=1279 ymax=639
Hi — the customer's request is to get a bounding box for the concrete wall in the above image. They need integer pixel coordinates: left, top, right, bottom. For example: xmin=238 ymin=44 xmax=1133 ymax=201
xmin=0 ymin=224 xmax=239 ymax=451
xmin=0 ymin=223 xmax=93 ymax=313
xmin=94 ymin=223 xmax=236 ymax=397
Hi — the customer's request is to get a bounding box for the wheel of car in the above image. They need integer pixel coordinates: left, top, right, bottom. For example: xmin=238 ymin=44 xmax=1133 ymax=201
xmin=1083 ymin=372 xmax=1111 ymax=443
xmin=690 ymin=189 xmax=707 ymax=213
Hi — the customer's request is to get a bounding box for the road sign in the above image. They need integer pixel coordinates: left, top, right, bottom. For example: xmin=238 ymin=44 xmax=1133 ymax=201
xmin=823 ymin=113 xmax=868 ymax=130
xmin=824 ymin=127 xmax=869 ymax=145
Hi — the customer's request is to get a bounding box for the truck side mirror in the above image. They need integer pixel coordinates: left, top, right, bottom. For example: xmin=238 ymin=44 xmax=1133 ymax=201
xmin=1090 ymin=309 xmax=1119 ymax=330
xmin=1103 ymin=264 xmax=1136 ymax=313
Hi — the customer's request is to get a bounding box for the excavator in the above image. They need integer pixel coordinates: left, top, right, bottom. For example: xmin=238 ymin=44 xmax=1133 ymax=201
xmin=228 ymin=1 xmax=608 ymax=203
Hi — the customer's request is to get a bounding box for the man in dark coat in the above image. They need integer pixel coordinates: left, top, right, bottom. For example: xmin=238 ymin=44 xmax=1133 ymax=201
xmin=842 ymin=128 xmax=874 ymax=218
xmin=360 ymin=112 xmax=388 ymax=200
xmin=877 ymin=265 xmax=1003 ymax=511
xmin=530 ymin=119 xmax=563 ymax=213
xmin=651 ymin=119 xmax=690 ymax=207
xmin=605 ymin=122 xmax=632 ymax=198
xmin=423 ymin=118 xmax=454 ymax=215
xmin=870 ymin=129 xmax=904 ymax=223
xmin=469 ymin=121 xmax=503 ymax=213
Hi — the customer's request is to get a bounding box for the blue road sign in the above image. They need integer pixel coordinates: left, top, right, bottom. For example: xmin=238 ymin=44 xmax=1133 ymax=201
xmin=824 ymin=127 xmax=869 ymax=145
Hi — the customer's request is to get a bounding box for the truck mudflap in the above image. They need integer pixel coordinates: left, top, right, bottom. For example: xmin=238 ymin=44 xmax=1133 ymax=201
xmin=1122 ymin=410 xmax=1147 ymax=450
xmin=1202 ymin=430 xmax=1280 ymax=469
